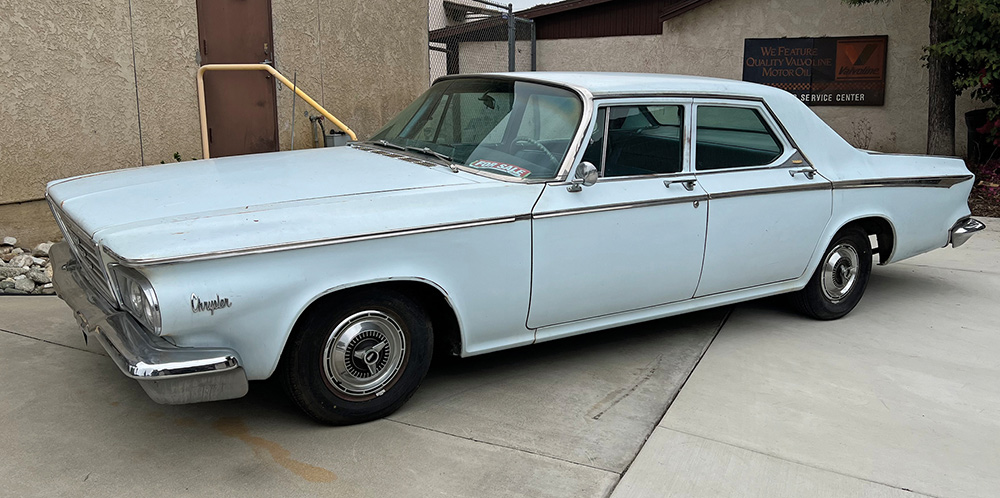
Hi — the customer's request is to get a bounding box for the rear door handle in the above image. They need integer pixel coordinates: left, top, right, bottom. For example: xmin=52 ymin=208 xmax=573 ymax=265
xmin=664 ymin=178 xmax=697 ymax=191
xmin=789 ymin=167 xmax=817 ymax=179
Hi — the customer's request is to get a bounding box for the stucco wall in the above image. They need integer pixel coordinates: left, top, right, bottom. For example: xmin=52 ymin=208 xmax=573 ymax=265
xmin=273 ymin=0 xmax=430 ymax=150
xmin=0 ymin=1 xmax=142 ymax=205
xmin=536 ymin=0 xmax=979 ymax=155
xmin=131 ymin=0 xmax=203 ymax=166
xmin=1 ymin=0 xmax=429 ymax=243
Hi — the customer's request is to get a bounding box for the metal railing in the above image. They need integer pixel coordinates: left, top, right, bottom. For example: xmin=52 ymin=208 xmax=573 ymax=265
xmin=197 ymin=63 xmax=357 ymax=159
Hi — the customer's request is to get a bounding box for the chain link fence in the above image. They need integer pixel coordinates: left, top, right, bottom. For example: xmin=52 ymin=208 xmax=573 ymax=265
xmin=429 ymin=0 xmax=535 ymax=84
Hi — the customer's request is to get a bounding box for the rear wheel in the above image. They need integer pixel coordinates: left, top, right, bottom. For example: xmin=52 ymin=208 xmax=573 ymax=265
xmin=281 ymin=289 xmax=433 ymax=424
xmin=794 ymin=228 xmax=872 ymax=320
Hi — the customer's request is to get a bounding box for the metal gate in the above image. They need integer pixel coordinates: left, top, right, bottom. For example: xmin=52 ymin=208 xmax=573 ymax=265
xmin=428 ymin=0 xmax=535 ymax=84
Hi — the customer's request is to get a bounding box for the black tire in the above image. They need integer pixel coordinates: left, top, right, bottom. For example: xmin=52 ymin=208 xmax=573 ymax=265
xmin=794 ymin=228 xmax=873 ymax=320
xmin=280 ymin=289 xmax=433 ymax=425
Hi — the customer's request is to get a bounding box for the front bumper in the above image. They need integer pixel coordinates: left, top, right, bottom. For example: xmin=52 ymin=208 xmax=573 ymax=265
xmin=949 ymin=217 xmax=986 ymax=248
xmin=50 ymin=242 xmax=248 ymax=404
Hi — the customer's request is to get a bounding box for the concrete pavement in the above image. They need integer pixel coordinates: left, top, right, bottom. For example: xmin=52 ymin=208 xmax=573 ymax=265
xmin=1 ymin=218 xmax=996 ymax=497
xmin=614 ymin=218 xmax=1000 ymax=498
xmin=0 ymin=294 xmax=725 ymax=496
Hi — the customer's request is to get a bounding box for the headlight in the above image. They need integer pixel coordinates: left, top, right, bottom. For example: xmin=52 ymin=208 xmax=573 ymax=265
xmin=111 ymin=265 xmax=161 ymax=334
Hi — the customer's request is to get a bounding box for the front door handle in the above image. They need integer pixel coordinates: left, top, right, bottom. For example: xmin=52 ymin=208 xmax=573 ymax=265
xmin=664 ymin=178 xmax=697 ymax=191
xmin=789 ymin=167 xmax=817 ymax=180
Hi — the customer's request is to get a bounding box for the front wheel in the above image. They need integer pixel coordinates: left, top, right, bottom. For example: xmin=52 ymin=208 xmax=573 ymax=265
xmin=280 ymin=289 xmax=433 ymax=425
xmin=794 ymin=228 xmax=872 ymax=320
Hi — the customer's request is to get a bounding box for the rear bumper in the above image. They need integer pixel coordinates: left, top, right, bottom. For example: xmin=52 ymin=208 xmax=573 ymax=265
xmin=50 ymin=242 xmax=248 ymax=404
xmin=949 ymin=217 xmax=986 ymax=248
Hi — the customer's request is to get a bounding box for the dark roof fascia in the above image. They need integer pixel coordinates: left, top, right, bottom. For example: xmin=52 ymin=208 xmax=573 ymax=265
xmin=659 ymin=0 xmax=715 ymax=21
xmin=429 ymin=17 xmax=508 ymax=42
xmin=516 ymin=0 xmax=618 ymax=19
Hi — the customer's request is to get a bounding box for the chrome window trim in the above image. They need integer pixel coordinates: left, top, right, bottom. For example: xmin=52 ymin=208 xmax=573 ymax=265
xmin=115 ymin=215 xmax=530 ymax=266
xmin=690 ymin=99 xmax=794 ymax=173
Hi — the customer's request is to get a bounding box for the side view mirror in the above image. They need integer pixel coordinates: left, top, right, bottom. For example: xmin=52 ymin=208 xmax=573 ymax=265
xmin=567 ymin=161 xmax=598 ymax=192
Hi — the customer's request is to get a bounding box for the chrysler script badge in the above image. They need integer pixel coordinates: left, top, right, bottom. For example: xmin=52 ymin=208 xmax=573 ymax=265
xmin=191 ymin=294 xmax=233 ymax=315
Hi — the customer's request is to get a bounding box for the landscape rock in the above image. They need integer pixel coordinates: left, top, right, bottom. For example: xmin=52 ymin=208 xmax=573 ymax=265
xmin=45 ymin=263 xmax=54 ymax=281
xmin=40 ymin=286 xmax=56 ymax=295
xmin=8 ymin=254 xmax=34 ymax=268
xmin=27 ymin=269 xmax=51 ymax=284
xmin=30 ymin=256 xmax=47 ymax=266
xmin=1 ymin=236 xmax=16 ymax=246
xmin=32 ymin=242 xmax=54 ymax=257
xmin=0 ymin=267 xmax=28 ymax=278
xmin=0 ymin=279 xmax=13 ymax=290
xmin=13 ymin=275 xmax=35 ymax=293
xmin=0 ymin=253 xmax=13 ymax=263
xmin=3 ymin=288 xmax=28 ymax=295
xmin=11 ymin=247 xmax=23 ymax=256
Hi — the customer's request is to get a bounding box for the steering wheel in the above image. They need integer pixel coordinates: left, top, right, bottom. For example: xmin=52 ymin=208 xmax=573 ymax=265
xmin=513 ymin=137 xmax=559 ymax=168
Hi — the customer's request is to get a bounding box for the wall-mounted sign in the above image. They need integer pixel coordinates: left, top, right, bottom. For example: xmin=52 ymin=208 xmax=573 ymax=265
xmin=743 ymin=36 xmax=887 ymax=106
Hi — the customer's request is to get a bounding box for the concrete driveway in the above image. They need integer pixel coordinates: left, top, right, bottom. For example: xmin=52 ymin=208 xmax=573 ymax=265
xmin=1 ymin=218 xmax=996 ymax=497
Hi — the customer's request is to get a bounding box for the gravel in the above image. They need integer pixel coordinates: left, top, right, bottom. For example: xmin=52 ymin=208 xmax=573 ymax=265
xmin=0 ymin=241 xmax=59 ymax=296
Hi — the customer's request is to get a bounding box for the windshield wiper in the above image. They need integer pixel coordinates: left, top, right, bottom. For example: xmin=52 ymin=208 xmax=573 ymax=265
xmin=371 ymin=139 xmax=406 ymax=152
xmin=404 ymin=146 xmax=460 ymax=173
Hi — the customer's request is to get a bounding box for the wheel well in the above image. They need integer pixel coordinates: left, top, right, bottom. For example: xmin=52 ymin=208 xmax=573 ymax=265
xmin=290 ymin=280 xmax=462 ymax=362
xmin=843 ymin=217 xmax=895 ymax=265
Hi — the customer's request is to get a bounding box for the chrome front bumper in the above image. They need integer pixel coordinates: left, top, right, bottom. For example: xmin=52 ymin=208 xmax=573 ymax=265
xmin=950 ymin=217 xmax=986 ymax=248
xmin=50 ymin=242 xmax=248 ymax=404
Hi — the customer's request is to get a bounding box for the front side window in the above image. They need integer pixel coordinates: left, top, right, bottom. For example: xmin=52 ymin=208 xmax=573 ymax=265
xmin=369 ymin=78 xmax=584 ymax=180
xmin=695 ymin=106 xmax=783 ymax=170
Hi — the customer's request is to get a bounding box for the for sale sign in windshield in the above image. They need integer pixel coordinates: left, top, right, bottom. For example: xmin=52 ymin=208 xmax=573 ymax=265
xmin=743 ymin=36 xmax=887 ymax=106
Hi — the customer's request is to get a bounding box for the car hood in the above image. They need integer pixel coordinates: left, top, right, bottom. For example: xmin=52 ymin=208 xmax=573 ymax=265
xmin=48 ymin=147 xmax=542 ymax=264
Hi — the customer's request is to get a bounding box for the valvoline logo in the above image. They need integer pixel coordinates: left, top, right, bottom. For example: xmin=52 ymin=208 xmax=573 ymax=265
xmin=835 ymin=39 xmax=885 ymax=81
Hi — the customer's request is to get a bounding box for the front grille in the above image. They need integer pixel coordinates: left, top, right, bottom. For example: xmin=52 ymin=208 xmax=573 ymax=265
xmin=51 ymin=203 xmax=116 ymax=303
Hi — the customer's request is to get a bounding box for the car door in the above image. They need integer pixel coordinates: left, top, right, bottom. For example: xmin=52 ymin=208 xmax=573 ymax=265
xmin=691 ymin=100 xmax=833 ymax=297
xmin=528 ymin=99 xmax=709 ymax=330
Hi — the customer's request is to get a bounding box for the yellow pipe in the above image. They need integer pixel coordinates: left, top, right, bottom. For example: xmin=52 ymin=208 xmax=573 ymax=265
xmin=197 ymin=63 xmax=358 ymax=159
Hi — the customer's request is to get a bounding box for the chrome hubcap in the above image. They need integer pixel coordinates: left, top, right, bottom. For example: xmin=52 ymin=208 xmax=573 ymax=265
xmin=821 ymin=243 xmax=860 ymax=302
xmin=323 ymin=310 xmax=406 ymax=397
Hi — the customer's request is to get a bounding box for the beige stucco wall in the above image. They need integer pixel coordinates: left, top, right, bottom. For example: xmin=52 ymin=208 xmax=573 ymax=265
xmin=1 ymin=0 xmax=429 ymax=243
xmin=537 ymin=0 xmax=979 ymax=155
xmin=273 ymin=0 xmax=430 ymax=150
xmin=0 ymin=1 xmax=142 ymax=206
xmin=131 ymin=0 xmax=203 ymax=166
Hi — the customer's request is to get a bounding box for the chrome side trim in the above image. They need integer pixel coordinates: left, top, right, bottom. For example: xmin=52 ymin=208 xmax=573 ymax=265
xmin=832 ymin=175 xmax=972 ymax=189
xmin=119 ymin=215 xmax=527 ymax=265
xmin=533 ymin=195 xmax=709 ymax=219
xmin=950 ymin=217 xmax=986 ymax=248
xmin=708 ymin=182 xmax=832 ymax=200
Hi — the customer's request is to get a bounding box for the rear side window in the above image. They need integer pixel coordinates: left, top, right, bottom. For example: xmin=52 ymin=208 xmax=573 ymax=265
xmin=602 ymin=105 xmax=684 ymax=177
xmin=695 ymin=106 xmax=782 ymax=170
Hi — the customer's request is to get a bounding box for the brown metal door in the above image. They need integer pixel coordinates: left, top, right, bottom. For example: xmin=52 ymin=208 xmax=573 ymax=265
xmin=197 ymin=0 xmax=278 ymax=157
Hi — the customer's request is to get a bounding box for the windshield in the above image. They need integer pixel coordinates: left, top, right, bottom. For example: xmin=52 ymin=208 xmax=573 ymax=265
xmin=369 ymin=78 xmax=584 ymax=180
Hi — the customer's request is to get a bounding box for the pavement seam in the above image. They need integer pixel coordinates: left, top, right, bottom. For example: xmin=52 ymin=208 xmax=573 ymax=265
xmin=0 ymin=326 xmax=104 ymax=356
xmin=384 ymin=417 xmax=621 ymax=478
xmin=603 ymin=306 xmax=733 ymax=498
xmin=895 ymin=262 xmax=1000 ymax=275
xmin=659 ymin=427 xmax=944 ymax=498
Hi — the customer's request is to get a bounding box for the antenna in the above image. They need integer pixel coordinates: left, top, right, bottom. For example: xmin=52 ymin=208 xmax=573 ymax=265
xmin=290 ymin=71 xmax=297 ymax=150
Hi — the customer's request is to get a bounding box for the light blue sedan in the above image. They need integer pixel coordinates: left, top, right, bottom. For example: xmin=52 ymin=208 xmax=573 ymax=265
xmin=48 ymin=73 xmax=984 ymax=424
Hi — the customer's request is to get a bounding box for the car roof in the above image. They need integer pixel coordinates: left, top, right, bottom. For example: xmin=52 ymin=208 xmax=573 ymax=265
xmin=455 ymin=71 xmax=791 ymax=100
